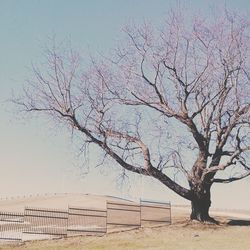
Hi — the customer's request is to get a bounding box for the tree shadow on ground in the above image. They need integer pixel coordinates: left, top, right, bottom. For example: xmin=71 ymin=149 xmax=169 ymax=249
xmin=227 ymin=219 xmax=250 ymax=226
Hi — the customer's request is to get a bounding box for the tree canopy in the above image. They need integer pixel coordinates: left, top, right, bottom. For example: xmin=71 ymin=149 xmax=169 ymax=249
xmin=15 ymin=9 xmax=250 ymax=222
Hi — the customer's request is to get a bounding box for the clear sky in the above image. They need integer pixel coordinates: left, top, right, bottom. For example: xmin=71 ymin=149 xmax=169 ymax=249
xmin=0 ymin=0 xmax=249 ymax=209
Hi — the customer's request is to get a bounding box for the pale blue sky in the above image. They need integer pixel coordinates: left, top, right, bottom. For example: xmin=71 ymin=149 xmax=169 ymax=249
xmin=0 ymin=0 xmax=249 ymax=209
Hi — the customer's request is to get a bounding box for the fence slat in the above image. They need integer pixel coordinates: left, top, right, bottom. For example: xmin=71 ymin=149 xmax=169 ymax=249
xmin=23 ymin=207 xmax=68 ymax=239
xmin=107 ymin=201 xmax=141 ymax=232
xmin=0 ymin=211 xmax=24 ymax=241
xmin=140 ymin=199 xmax=171 ymax=226
xmin=67 ymin=206 xmax=107 ymax=236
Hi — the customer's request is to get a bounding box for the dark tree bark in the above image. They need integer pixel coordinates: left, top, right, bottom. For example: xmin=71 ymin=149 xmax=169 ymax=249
xmin=189 ymin=183 xmax=215 ymax=223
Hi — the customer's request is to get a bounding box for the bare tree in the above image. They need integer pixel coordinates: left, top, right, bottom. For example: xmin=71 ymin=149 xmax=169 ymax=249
xmin=15 ymin=10 xmax=250 ymax=223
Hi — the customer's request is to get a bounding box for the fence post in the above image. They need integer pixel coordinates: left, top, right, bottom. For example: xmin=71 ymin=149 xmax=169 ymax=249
xmin=105 ymin=201 xmax=108 ymax=234
xmin=169 ymin=201 xmax=172 ymax=224
xmin=139 ymin=198 xmax=142 ymax=228
xmin=66 ymin=205 xmax=69 ymax=238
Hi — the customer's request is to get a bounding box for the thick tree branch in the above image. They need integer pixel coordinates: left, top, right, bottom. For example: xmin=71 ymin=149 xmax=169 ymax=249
xmin=212 ymin=172 xmax=250 ymax=183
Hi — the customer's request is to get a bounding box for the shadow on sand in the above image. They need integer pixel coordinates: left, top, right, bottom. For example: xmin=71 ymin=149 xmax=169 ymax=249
xmin=227 ymin=219 xmax=250 ymax=226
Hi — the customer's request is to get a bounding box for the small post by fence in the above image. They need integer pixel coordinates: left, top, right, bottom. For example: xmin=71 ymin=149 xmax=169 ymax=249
xmin=169 ymin=201 xmax=172 ymax=224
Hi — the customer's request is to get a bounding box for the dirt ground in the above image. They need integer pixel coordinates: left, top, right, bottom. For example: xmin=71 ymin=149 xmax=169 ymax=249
xmin=0 ymin=194 xmax=250 ymax=250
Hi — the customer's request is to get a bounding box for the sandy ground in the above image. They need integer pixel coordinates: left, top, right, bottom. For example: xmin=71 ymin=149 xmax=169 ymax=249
xmin=173 ymin=205 xmax=250 ymax=220
xmin=0 ymin=193 xmax=116 ymax=212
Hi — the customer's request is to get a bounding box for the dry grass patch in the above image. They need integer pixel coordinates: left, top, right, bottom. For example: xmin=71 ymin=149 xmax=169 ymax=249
xmin=1 ymin=217 xmax=250 ymax=250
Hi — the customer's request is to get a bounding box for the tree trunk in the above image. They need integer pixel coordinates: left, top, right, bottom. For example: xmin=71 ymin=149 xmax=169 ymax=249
xmin=190 ymin=184 xmax=217 ymax=223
